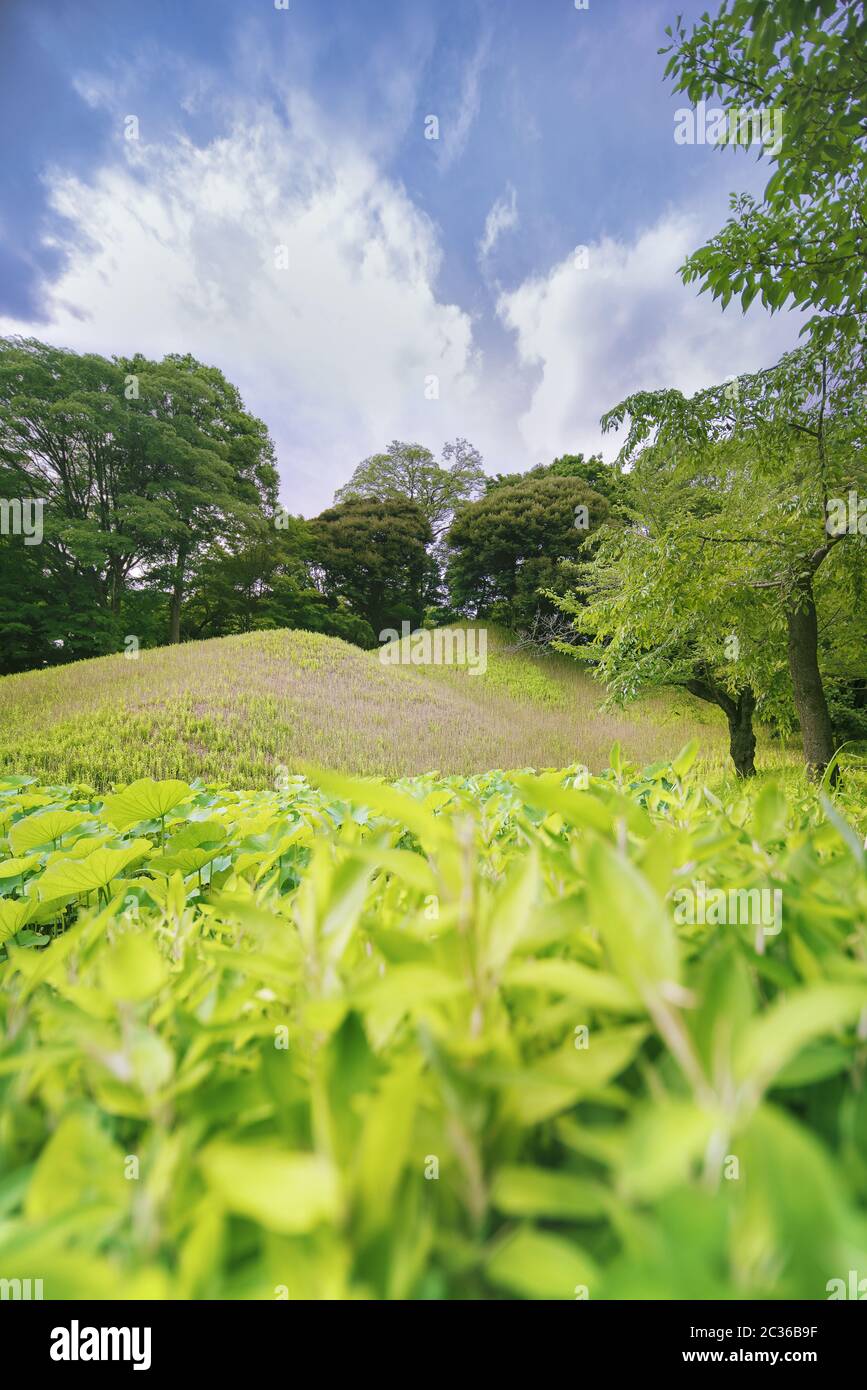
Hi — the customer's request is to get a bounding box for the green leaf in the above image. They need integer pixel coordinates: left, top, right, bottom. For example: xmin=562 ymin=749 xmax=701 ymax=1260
xmin=355 ymin=965 xmax=466 ymax=1016
xmin=491 ymin=1165 xmax=610 ymax=1219
xmin=503 ymin=958 xmax=641 ymax=1013
xmin=0 ymin=853 xmax=42 ymax=879
xmin=149 ymin=847 xmax=223 ymax=876
xmin=349 ymin=845 xmax=438 ymax=896
xmin=736 ymin=984 xmax=867 ymax=1094
xmin=9 ymin=810 xmax=92 ymax=854
xmin=752 ymin=782 xmax=788 ymax=842
xmin=301 ymin=767 xmax=443 ymax=847
xmin=513 ymin=777 xmax=613 ymax=834
xmin=37 ymin=840 xmax=152 ymax=900
xmin=25 ymin=1112 xmax=129 ymax=1220
xmin=356 ymin=1061 xmax=420 ymax=1235
xmin=486 ymin=1228 xmax=598 ymax=1299
xmin=620 ymin=1100 xmax=721 ymax=1200
xmin=672 ymin=739 xmax=699 ymax=779
xmin=99 ymin=931 xmax=169 ymax=1002
xmin=505 ymin=1024 xmax=649 ymax=1124
xmin=0 ymin=896 xmax=34 ymax=943
xmin=199 ymin=1143 xmax=341 ymax=1234
xmin=586 ymin=840 xmax=680 ymax=996
xmin=101 ymin=779 xmax=192 ymax=830
xmin=482 ymin=852 xmax=540 ymax=974
xmin=165 ymin=819 xmax=226 ymax=851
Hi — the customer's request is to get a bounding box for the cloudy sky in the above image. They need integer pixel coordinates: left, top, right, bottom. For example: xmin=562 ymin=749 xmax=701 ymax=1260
xmin=0 ymin=0 xmax=803 ymax=514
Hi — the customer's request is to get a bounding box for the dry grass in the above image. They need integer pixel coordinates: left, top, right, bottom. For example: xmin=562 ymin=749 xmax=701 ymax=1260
xmin=0 ymin=625 xmax=793 ymax=788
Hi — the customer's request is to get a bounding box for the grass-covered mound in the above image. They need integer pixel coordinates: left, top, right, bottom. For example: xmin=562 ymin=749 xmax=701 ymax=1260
xmin=0 ymin=626 xmax=753 ymax=789
xmin=1 ymin=746 xmax=865 ymax=1299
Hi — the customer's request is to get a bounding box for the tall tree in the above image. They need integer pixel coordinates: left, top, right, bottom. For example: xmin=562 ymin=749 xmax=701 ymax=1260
xmin=0 ymin=338 xmax=277 ymax=659
xmin=554 ymin=442 xmax=787 ymax=777
xmin=335 ymin=439 xmax=485 ymax=540
xmin=120 ymin=352 xmax=278 ymax=644
xmin=0 ymin=337 xmax=145 ymax=632
xmin=600 ymin=344 xmax=867 ymax=776
xmin=310 ymin=496 xmax=436 ymax=640
xmin=182 ymin=515 xmax=375 ymax=647
xmin=484 ymin=453 xmax=626 ymax=508
xmin=446 ymin=471 xmax=610 ymax=630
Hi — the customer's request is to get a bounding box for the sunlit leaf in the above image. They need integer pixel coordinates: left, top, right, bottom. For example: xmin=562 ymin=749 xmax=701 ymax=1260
xmin=101 ymin=779 xmax=193 ymax=830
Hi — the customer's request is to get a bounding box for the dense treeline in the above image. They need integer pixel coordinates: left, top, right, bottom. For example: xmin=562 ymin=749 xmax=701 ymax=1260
xmin=0 ymin=340 xmax=278 ymax=667
xmin=0 ymin=347 xmax=609 ymax=666
xmin=1 ymin=330 xmax=864 ymax=781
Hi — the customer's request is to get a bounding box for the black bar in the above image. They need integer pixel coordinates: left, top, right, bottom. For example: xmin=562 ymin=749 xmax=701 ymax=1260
xmin=6 ymin=1299 xmax=864 ymax=1374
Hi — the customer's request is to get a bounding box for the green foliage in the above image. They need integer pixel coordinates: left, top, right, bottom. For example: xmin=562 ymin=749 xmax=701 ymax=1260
xmin=446 ymin=472 xmax=612 ymax=628
xmin=0 ymin=337 xmax=278 ymax=669
xmin=570 ymin=344 xmax=867 ymax=775
xmin=180 ymin=520 xmax=376 ymax=648
xmin=310 ymin=496 xmax=438 ymax=640
xmin=484 ymin=454 xmax=625 ymax=508
xmin=662 ymin=0 xmax=867 ymax=346
xmin=0 ymin=751 xmax=865 ymax=1299
xmin=334 ymin=438 xmax=486 ymax=540
xmin=552 ymin=437 xmax=787 ymax=777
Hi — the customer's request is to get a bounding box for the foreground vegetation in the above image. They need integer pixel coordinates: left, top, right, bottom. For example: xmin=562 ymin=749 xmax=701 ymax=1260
xmin=1 ymin=747 xmax=866 ymax=1299
xmin=0 ymin=626 xmax=769 ymax=789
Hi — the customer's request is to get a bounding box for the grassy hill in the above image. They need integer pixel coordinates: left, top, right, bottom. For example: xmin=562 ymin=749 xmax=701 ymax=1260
xmin=0 ymin=624 xmax=763 ymax=789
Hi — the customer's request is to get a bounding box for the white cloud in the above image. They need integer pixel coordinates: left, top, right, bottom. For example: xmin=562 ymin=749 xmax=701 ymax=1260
xmin=497 ymin=211 xmax=805 ymax=462
xmin=3 ymin=102 xmax=491 ymax=515
xmin=436 ymin=30 xmax=491 ymax=173
xmin=3 ymin=97 xmax=807 ymax=512
xmin=478 ymin=183 xmax=518 ymax=263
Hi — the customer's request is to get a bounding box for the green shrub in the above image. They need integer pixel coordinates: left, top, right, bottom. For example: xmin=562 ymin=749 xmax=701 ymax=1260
xmin=0 ymin=745 xmax=865 ymax=1299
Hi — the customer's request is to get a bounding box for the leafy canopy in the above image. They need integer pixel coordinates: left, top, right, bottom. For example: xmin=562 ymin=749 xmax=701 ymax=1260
xmin=662 ymin=0 xmax=867 ymax=346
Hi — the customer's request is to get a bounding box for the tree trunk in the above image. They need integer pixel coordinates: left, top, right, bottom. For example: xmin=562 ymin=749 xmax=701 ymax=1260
xmin=786 ymin=579 xmax=835 ymax=778
xmin=684 ymin=677 xmax=757 ymax=778
xmin=169 ymin=545 xmax=188 ymax=645
xmin=725 ymin=687 xmax=757 ymax=778
xmin=109 ymin=559 xmax=123 ymax=617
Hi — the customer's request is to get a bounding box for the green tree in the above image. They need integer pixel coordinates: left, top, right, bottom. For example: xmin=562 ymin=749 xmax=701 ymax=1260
xmin=120 ymin=352 xmax=277 ymax=644
xmin=310 ymin=496 xmax=436 ymax=640
xmin=446 ymin=470 xmax=610 ymax=630
xmin=554 ymin=442 xmax=787 ymax=777
xmin=663 ymin=0 xmax=867 ymax=347
xmin=0 ymin=338 xmax=145 ymax=635
xmin=335 ymin=439 xmax=485 ymax=539
xmin=0 ymin=519 xmax=118 ymax=673
xmin=598 ymin=343 xmax=867 ymax=776
xmin=485 ymin=453 xmax=626 ymax=508
xmin=0 ymin=338 xmax=278 ymax=660
xmin=183 ymin=514 xmax=376 ymax=647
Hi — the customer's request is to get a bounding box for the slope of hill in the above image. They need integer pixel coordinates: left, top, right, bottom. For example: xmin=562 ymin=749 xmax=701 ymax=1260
xmin=0 ymin=625 xmax=739 ymax=788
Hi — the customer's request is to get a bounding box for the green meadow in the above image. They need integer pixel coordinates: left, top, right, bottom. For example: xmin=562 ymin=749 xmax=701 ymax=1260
xmin=0 ymin=625 xmax=793 ymax=790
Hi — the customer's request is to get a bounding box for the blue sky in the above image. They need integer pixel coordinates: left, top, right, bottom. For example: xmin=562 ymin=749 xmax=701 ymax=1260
xmin=0 ymin=0 xmax=803 ymax=513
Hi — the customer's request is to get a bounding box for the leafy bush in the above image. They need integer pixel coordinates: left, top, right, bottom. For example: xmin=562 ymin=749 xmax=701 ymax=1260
xmin=0 ymin=746 xmax=865 ymax=1299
